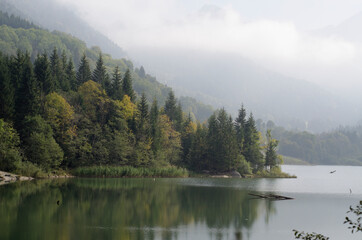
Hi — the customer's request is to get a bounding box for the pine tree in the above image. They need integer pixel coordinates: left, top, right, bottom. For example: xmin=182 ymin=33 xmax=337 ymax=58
xmin=92 ymin=53 xmax=109 ymax=89
xmin=76 ymin=53 xmax=91 ymax=86
xmin=188 ymin=123 xmax=208 ymax=171
xmin=265 ymin=130 xmax=279 ymax=170
xmin=139 ymin=66 xmax=146 ymax=78
xmin=174 ymin=102 xmax=183 ymax=131
xmin=60 ymin=50 xmax=71 ymax=91
xmin=15 ymin=53 xmax=41 ymax=125
xmin=150 ymin=98 xmax=161 ymax=155
xmin=111 ymin=66 xmax=122 ymax=100
xmin=50 ymin=47 xmax=63 ymax=90
xmin=235 ymin=104 xmax=247 ymax=154
xmin=181 ymin=113 xmax=195 ymax=167
xmin=136 ymin=93 xmax=150 ymax=141
xmin=122 ymin=69 xmax=135 ymax=102
xmin=0 ymin=54 xmax=14 ymax=121
xmin=34 ymin=53 xmax=52 ymax=95
xmin=207 ymin=109 xmax=239 ymax=172
xmin=65 ymin=58 xmax=77 ymax=91
xmin=164 ymin=90 xmax=177 ymax=121
xmin=9 ymin=50 xmax=25 ymax=90
xmin=244 ymin=113 xmax=264 ymax=172
xmin=138 ymin=93 xmax=149 ymax=122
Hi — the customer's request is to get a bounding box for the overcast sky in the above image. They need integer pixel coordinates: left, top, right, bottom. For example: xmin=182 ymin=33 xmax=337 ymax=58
xmin=56 ymin=0 xmax=362 ymax=95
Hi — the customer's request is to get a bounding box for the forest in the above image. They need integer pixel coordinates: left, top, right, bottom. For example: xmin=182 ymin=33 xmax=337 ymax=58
xmin=256 ymin=120 xmax=362 ymax=166
xmin=0 ymin=10 xmax=213 ymax=123
xmin=0 ymin=48 xmax=282 ymax=177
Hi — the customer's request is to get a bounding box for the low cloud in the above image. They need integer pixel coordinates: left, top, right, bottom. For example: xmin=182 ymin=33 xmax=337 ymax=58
xmin=56 ymin=0 xmax=360 ymax=91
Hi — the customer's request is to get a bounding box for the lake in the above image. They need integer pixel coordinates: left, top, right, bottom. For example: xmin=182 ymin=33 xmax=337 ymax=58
xmin=0 ymin=165 xmax=361 ymax=240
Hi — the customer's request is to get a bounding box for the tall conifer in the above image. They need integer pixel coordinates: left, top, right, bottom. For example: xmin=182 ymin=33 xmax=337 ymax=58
xmin=0 ymin=54 xmax=14 ymax=121
xmin=76 ymin=53 xmax=91 ymax=86
xmin=15 ymin=53 xmax=41 ymax=125
xmin=34 ymin=53 xmax=52 ymax=95
xmin=92 ymin=53 xmax=109 ymax=88
xmin=122 ymin=69 xmax=135 ymax=102
xmin=111 ymin=66 xmax=122 ymax=100
xmin=244 ymin=113 xmax=264 ymax=172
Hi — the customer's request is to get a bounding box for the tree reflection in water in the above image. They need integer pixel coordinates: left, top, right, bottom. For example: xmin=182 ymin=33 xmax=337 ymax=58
xmin=0 ymin=178 xmax=276 ymax=240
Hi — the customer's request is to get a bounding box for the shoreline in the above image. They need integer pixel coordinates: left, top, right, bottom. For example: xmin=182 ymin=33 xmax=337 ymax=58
xmin=0 ymin=171 xmax=33 ymax=186
xmin=0 ymin=166 xmax=295 ymax=186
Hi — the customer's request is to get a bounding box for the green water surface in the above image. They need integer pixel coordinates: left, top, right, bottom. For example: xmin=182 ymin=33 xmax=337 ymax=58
xmin=0 ymin=165 xmax=361 ymax=240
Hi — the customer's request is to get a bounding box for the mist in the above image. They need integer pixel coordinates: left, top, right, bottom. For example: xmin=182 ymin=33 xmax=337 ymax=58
xmin=53 ymin=0 xmax=362 ymax=130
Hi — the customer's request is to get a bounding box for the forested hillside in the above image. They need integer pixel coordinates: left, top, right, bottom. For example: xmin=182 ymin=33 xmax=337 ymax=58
xmin=256 ymin=120 xmax=362 ymax=166
xmin=0 ymin=13 xmax=283 ymax=177
xmin=0 ymin=11 xmax=213 ymax=121
xmin=0 ymin=50 xmax=282 ymax=177
xmin=0 ymin=0 xmax=127 ymax=58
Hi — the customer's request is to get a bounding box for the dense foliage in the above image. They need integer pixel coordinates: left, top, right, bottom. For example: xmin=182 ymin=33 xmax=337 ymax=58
xmin=0 ymin=50 xmax=281 ymax=176
xmin=0 ymin=19 xmax=213 ymax=121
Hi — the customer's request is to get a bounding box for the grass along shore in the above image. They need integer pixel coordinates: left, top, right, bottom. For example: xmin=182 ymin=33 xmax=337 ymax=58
xmin=72 ymin=166 xmax=189 ymax=178
xmin=72 ymin=165 xmax=295 ymax=178
xmin=2 ymin=165 xmax=294 ymax=181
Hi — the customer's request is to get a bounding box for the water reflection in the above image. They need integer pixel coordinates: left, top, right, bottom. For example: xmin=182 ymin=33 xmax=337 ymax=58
xmin=0 ymin=178 xmax=275 ymax=240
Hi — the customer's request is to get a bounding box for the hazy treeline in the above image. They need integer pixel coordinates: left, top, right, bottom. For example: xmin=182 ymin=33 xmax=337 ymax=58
xmin=0 ymin=11 xmax=39 ymax=30
xmin=0 ymin=48 xmax=280 ymax=176
xmin=257 ymin=121 xmax=362 ymax=165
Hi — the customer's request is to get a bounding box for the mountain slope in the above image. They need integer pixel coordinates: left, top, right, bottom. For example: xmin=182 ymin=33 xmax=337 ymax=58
xmin=0 ymin=13 xmax=213 ymax=121
xmin=0 ymin=0 xmax=126 ymax=59
xmin=131 ymin=48 xmax=359 ymax=132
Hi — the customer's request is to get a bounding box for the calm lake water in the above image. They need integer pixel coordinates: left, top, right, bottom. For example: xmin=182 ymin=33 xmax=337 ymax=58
xmin=0 ymin=165 xmax=361 ymax=240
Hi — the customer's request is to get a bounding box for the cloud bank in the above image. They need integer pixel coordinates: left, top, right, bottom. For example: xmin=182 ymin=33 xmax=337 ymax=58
xmin=56 ymin=0 xmax=360 ymax=91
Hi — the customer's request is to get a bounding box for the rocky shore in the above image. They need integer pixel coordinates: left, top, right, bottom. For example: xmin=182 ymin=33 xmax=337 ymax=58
xmin=0 ymin=171 xmax=33 ymax=185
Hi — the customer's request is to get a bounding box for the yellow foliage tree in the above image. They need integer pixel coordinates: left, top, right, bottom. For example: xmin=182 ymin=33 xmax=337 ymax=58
xmin=44 ymin=92 xmax=75 ymax=141
xmin=78 ymin=80 xmax=110 ymax=123
xmin=112 ymin=95 xmax=137 ymax=121
xmin=159 ymin=114 xmax=181 ymax=165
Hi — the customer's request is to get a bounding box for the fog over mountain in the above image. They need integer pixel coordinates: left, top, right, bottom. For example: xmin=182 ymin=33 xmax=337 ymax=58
xmin=0 ymin=0 xmax=126 ymax=58
xmin=5 ymin=0 xmax=362 ymax=131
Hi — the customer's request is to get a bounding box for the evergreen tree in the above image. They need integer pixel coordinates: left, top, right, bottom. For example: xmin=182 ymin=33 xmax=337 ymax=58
xmin=8 ymin=50 xmax=25 ymax=90
xmin=0 ymin=54 xmax=15 ymax=121
xmin=15 ymin=53 xmax=41 ymax=125
xmin=181 ymin=113 xmax=196 ymax=167
xmin=65 ymin=58 xmax=77 ymax=91
xmin=164 ymin=90 xmax=177 ymax=121
xmin=60 ymin=50 xmax=71 ymax=91
xmin=122 ymin=69 xmax=136 ymax=102
xmin=34 ymin=53 xmax=52 ymax=95
xmin=235 ymin=104 xmax=247 ymax=154
xmin=50 ymin=47 xmax=63 ymax=90
xmin=138 ymin=93 xmax=149 ymax=124
xmin=265 ymin=130 xmax=279 ymax=170
xmin=244 ymin=113 xmax=264 ymax=172
xmin=139 ymin=66 xmax=146 ymax=78
xmin=135 ymin=93 xmax=150 ymax=142
xmin=150 ymin=99 xmax=161 ymax=156
xmin=189 ymin=123 xmax=208 ymax=171
xmin=111 ymin=66 xmax=122 ymax=100
xmin=174 ymin=102 xmax=183 ymax=131
xmin=207 ymin=109 xmax=239 ymax=172
xmin=92 ymin=53 xmax=109 ymax=89
xmin=76 ymin=53 xmax=91 ymax=86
